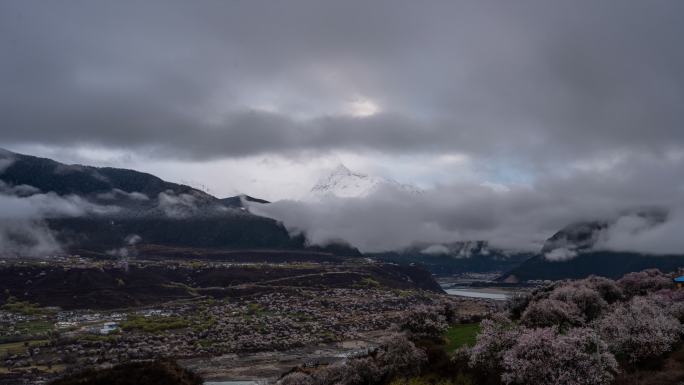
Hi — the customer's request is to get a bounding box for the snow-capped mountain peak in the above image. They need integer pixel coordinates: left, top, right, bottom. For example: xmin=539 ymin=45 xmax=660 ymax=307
xmin=306 ymin=164 xmax=420 ymax=200
xmin=329 ymin=163 xmax=353 ymax=176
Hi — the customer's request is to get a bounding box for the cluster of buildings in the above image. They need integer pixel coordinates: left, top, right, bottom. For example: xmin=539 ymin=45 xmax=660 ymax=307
xmin=1 ymin=287 xmax=495 ymax=379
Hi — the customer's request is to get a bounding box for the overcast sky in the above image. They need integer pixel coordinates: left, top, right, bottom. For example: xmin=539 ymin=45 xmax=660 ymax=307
xmin=2 ymin=1 xmax=684 ymax=253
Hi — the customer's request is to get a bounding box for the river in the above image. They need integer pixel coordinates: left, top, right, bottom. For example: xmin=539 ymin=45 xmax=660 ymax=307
xmin=444 ymin=288 xmax=510 ymax=300
xmin=204 ymin=381 xmax=265 ymax=385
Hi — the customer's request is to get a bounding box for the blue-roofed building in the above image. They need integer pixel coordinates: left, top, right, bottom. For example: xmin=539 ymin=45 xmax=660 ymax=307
xmin=673 ymin=276 xmax=684 ymax=288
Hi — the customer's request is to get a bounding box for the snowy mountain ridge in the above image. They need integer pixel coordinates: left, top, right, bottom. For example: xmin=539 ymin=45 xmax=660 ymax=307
xmin=305 ymin=164 xmax=421 ymax=200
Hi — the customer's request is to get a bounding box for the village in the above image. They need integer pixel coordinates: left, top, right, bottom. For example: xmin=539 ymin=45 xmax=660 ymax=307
xmin=0 ymin=278 xmax=497 ymax=384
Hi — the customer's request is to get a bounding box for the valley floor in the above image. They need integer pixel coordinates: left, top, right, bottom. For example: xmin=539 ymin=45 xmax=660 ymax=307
xmin=0 ymin=258 xmax=495 ymax=385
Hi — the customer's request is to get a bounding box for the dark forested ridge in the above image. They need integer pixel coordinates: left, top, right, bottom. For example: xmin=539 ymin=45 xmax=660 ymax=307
xmin=0 ymin=149 xmax=360 ymax=256
xmin=499 ymin=220 xmax=684 ymax=281
xmin=499 ymin=251 xmax=684 ymax=281
xmin=371 ymin=247 xmax=532 ymax=276
xmin=0 ymin=261 xmax=442 ymax=309
xmin=0 ymin=150 xmax=200 ymax=198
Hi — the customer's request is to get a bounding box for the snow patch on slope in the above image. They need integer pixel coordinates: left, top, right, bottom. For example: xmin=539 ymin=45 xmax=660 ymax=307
xmin=305 ymin=164 xmax=421 ymax=200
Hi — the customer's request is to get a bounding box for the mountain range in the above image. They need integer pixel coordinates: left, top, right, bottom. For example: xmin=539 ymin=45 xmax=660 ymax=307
xmin=499 ymin=218 xmax=684 ymax=281
xmin=0 ymin=149 xmax=357 ymax=259
xmin=1 ymin=148 xmax=682 ymax=280
xmin=369 ymin=241 xmax=534 ymax=276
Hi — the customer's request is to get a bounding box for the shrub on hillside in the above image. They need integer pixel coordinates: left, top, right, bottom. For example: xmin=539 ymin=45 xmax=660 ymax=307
xmin=506 ymin=293 xmax=531 ymax=320
xmin=401 ymin=305 xmax=448 ymax=338
xmin=501 ymin=327 xmax=618 ymax=385
xmin=468 ymin=271 xmax=683 ymax=384
xmin=310 ymin=363 xmax=347 ymax=385
xmin=511 ymin=277 xmax=619 ymax=321
xmin=278 ymin=334 xmax=425 ymax=385
xmin=644 ymin=288 xmax=684 ymax=322
xmin=340 ymin=357 xmax=384 ymax=385
xmin=520 ymin=298 xmax=583 ymax=328
xmin=437 ymin=299 xmax=460 ymax=324
xmin=617 ymin=269 xmax=672 ymax=297
xmin=278 ymin=372 xmax=315 ymax=385
xmin=583 ymin=276 xmax=623 ymax=303
xmin=468 ymin=313 xmax=520 ymax=372
xmin=595 ymin=296 xmax=682 ymax=364
xmin=377 ymin=333 xmax=427 ymax=378
xmin=549 ymin=285 xmax=607 ymax=321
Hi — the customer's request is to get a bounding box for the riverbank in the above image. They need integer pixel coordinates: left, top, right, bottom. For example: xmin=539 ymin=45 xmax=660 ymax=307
xmin=181 ymin=331 xmax=389 ymax=384
xmin=444 ymin=288 xmax=510 ymax=300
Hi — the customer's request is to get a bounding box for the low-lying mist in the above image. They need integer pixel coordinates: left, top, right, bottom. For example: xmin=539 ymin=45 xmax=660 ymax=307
xmin=252 ymin=154 xmax=684 ymax=258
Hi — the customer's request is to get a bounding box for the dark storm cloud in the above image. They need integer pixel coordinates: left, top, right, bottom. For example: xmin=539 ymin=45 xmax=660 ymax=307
xmin=1 ymin=0 xmax=683 ymax=161
xmin=3 ymin=0 xmax=684 ymax=257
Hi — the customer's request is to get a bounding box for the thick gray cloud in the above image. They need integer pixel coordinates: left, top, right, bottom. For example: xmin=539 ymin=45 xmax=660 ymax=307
xmin=1 ymin=0 xmax=683 ymax=163
xmin=2 ymin=1 xmax=684 ymax=256
xmin=252 ymin=153 xmax=684 ymax=254
xmin=0 ymin=185 xmax=119 ymax=256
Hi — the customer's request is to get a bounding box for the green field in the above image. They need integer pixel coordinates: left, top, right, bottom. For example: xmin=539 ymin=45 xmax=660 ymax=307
xmin=0 ymin=320 xmax=53 ymax=340
xmin=444 ymin=323 xmax=481 ymax=353
xmin=1 ymin=298 xmax=46 ymax=315
xmin=0 ymin=339 xmax=48 ymax=358
xmin=121 ymin=316 xmax=189 ymax=333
